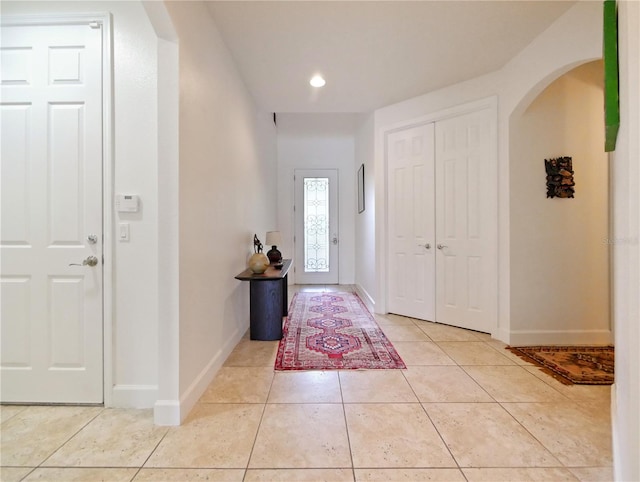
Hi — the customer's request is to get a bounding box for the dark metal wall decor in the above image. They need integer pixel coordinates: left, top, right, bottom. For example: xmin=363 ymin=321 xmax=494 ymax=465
xmin=545 ymin=156 xmax=575 ymax=198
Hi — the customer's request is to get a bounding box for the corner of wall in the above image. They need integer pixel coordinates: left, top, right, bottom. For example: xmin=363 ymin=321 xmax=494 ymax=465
xmin=153 ymin=326 xmax=245 ymax=426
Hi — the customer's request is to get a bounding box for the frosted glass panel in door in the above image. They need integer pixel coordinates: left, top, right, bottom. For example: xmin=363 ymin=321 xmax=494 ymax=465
xmin=303 ymin=177 xmax=330 ymax=272
xmin=294 ymin=169 xmax=339 ymax=284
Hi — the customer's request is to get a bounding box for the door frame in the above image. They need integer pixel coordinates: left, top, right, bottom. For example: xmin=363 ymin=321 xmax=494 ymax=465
xmin=381 ymin=97 xmax=498 ymax=334
xmin=2 ymin=14 xmax=114 ymax=405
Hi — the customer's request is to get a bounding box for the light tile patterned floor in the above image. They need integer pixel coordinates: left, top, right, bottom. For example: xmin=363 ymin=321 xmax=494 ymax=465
xmin=0 ymin=285 xmax=613 ymax=482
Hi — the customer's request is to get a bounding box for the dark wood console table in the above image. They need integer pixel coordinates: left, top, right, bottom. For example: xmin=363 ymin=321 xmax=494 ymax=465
xmin=235 ymin=259 xmax=292 ymax=340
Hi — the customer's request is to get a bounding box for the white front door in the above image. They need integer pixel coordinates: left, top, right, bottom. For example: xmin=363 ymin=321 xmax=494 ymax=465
xmin=1 ymin=22 xmax=104 ymax=403
xmin=294 ymin=169 xmax=339 ymax=284
xmin=434 ymin=108 xmax=497 ymax=333
xmin=387 ymin=124 xmax=436 ymax=320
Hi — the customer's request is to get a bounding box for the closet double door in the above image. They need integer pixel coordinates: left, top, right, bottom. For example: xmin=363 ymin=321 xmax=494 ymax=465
xmin=387 ymin=107 xmax=497 ymax=334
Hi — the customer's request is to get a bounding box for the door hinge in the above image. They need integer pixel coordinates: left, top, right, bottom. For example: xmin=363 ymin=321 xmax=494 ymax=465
xmin=89 ymin=21 xmax=102 ymax=29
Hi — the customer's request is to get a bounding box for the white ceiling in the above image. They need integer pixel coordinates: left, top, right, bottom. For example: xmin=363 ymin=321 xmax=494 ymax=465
xmin=205 ymin=1 xmax=576 ymax=113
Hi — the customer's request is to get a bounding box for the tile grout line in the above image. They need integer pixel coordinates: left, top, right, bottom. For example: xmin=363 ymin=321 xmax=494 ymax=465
xmin=132 ymin=428 xmax=171 ymax=481
xmin=241 ymin=370 xmax=276 ymax=481
xmin=400 ymin=351 xmax=469 ymax=480
xmin=34 ymin=406 xmax=106 ymax=470
xmin=337 ymin=371 xmax=357 ymax=482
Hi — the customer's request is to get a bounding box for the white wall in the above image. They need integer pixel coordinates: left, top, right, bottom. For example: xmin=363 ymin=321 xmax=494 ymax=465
xmin=612 ymin=2 xmax=640 ymax=480
xmin=164 ymin=1 xmax=278 ymax=423
xmin=276 ymin=114 xmax=357 ymax=285
xmin=141 ymin=1 xmax=181 ymax=422
xmin=3 ymin=0 xmax=162 ymax=407
xmin=510 ymin=61 xmax=610 ymax=345
xmin=354 ymin=114 xmax=376 ymax=307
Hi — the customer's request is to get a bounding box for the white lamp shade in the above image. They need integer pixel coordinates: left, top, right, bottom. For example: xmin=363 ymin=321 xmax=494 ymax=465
xmin=265 ymin=231 xmax=282 ymax=246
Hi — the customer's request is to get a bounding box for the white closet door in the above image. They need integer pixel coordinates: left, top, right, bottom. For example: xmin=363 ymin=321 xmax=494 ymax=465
xmin=434 ymin=108 xmax=497 ymax=333
xmin=387 ymin=124 xmax=436 ymax=320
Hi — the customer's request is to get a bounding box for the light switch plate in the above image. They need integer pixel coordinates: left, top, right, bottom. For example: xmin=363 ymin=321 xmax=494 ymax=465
xmin=119 ymin=223 xmax=130 ymax=242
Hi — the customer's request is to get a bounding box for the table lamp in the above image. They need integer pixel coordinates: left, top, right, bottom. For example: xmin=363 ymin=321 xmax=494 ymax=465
xmin=265 ymin=231 xmax=283 ymax=264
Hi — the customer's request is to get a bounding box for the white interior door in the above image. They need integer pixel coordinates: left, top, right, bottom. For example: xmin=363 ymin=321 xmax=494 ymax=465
xmin=294 ymin=169 xmax=339 ymax=284
xmin=387 ymin=124 xmax=436 ymax=320
xmin=1 ymin=22 xmax=104 ymax=403
xmin=435 ymin=108 xmax=497 ymax=333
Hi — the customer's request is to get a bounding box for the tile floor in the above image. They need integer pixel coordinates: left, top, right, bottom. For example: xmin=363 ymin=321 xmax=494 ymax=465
xmin=1 ymin=285 xmax=613 ymax=482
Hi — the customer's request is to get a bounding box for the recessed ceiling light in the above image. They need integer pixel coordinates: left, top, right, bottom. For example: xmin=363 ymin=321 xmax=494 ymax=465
xmin=310 ymin=75 xmax=326 ymax=88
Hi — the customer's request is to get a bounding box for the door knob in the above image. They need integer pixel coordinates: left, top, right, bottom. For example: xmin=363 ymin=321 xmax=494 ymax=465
xmin=332 ymin=237 xmax=339 ymax=245
xmin=437 ymin=244 xmax=447 ymax=250
xmin=418 ymin=243 xmax=431 ymax=249
xmin=69 ymin=256 xmax=99 ymax=267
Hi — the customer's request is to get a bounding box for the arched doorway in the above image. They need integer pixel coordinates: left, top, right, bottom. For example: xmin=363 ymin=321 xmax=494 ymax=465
xmin=508 ymin=60 xmax=611 ymax=345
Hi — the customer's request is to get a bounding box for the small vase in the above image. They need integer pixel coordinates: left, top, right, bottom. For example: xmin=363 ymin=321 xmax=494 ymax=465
xmin=248 ymin=253 xmax=270 ymax=274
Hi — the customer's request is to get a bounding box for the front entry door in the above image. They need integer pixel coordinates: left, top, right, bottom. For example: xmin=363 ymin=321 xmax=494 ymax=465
xmin=294 ymin=169 xmax=339 ymax=284
xmin=1 ymin=21 xmax=104 ymax=403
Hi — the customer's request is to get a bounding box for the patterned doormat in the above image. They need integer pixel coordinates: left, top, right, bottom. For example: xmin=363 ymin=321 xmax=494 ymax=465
xmin=275 ymin=292 xmax=406 ymax=371
xmin=507 ymin=345 xmax=614 ymax=385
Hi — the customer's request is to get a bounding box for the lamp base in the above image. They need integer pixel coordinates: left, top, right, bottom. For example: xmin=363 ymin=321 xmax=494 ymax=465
xmin=267 ymin=246 xmax=282 ymax=264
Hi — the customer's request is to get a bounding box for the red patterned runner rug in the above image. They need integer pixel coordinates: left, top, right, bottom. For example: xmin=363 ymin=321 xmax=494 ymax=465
xmin=275 ymin=291 xmax=406 ymax=370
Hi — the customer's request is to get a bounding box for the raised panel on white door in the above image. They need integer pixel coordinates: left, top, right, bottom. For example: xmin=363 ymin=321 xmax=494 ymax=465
xmin=467 ymin=256 xmax=481 ymax=311
xmin=467 ymin=153 xmax=481 ymax=239
xmin=393 ymin=165 xmax=408 ymax=239
xmin=387 ymin=124 xmax=435 ymax=320
xmin=49 ymin=277 xmax=85 ymax=368
xmin=443 ymin=158 xmax=457 ymax=239
xmin=49 ymin=46 xmax=84 ymax=85
xmin=444 ymin=254 xmax=457 ymax=307
xmin=0 ymin=277 xmax=32 ymax=368
xmin=48 ymin=102 xmax=84 ymax=246
xmin=413 ymin=164 xmax=427 ymax=239
xmin=1 ymin=104 xmax=31 ymax=245
xmin=393 ymin=253 xmax=407 ymax=299
xmin=0 ymin=47 xmax=32 ymax=85
xmin=435 ymin=107 xmax=497 ymax=334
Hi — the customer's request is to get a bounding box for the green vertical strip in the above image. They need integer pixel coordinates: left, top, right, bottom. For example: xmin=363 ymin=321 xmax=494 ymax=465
xmin=603 ymin=0 xmax=620 ymax=152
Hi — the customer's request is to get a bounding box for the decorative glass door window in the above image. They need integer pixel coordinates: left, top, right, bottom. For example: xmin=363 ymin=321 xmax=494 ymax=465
xmin=303 ymin=177 xmax=330 ymax=272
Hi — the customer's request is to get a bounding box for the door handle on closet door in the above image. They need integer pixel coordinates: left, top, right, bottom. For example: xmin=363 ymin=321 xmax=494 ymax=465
xmin=437 ymin=244 xmax=447 ymax=250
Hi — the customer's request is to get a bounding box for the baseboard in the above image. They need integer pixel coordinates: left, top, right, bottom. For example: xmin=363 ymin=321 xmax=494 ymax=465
xmin=154 ymin=399 xmax=181 ymax=426
xmin=355 ymin=284 xmax=375 ymax=312
xmin=508 ymin=329 xmax=613 ymax=346
xmin=110 ymin=384 xmax=158 ymax=408
xmin=494 ymin=327 xmax=511 ymax=345
xmin=153 ymin=326 xmax=245 ymax=426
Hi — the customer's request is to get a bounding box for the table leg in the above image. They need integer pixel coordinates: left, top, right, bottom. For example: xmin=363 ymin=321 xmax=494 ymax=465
xmin=282 ymin=274 xmax=289 ymax=316
xmin=249 ymin=280 xmax=283 ymax=341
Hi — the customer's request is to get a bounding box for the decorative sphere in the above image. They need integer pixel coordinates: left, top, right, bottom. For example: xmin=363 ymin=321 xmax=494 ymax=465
xmin=248 ymin=253 xmax=270 ymax=274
